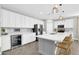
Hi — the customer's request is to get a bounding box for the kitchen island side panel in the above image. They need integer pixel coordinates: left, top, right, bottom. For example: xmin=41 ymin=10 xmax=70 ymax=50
xmin=38 ymin=38 xmax=56 ymax=55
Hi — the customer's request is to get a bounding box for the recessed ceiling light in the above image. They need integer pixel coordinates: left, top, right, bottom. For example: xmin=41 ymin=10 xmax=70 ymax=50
xmin=40 ymin=12 xmax=43 ymax=14
xmin=47 ymin=12 xmax=51 ymax=15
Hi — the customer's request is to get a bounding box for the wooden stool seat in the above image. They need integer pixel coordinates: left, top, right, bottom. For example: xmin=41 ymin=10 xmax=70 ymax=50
xmin=57 ymin=41 xmax=72 ymax=50
xmin=55 ymin=34 xmax=73 ymax=55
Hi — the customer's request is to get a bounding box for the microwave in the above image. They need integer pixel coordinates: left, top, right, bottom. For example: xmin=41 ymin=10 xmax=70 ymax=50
xmin=58 ymin=25 xmax=64 ymax=28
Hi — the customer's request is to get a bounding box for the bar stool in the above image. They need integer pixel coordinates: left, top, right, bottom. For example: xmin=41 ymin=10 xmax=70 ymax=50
xmin=55 ymin=35 xmax=72 ymax=55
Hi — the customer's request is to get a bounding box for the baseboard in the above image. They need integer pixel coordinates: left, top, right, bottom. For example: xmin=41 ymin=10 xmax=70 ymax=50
xmin=72 ymin=38 xmax=79 ymax=41
xmin=74 ymin=40 xmax=79 ymax=42
xmin=2 ymin=40 xmax=36 ymax=52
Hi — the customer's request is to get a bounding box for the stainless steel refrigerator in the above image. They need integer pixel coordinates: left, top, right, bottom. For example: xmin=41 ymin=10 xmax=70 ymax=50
xmin=33 ymin=24 xmax=43 ymax=41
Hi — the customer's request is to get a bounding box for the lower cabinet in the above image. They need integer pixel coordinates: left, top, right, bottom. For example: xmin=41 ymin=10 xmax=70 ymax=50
xmin=1 ymin=35 xmax=11 ymax=51
xmin=22 ymin=33 xmax=36 ymax=45
xmin=1 ymin=33 xmax=36 ymax=51
xmin=0 ymin=37 xmax=1 ymax=54
xmin=0 ymin=37 xmax=1 ymax=49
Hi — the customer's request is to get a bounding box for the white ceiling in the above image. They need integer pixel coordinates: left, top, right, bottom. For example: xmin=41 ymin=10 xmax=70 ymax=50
xmin=1 ymin=4 xmax=79 ymax=20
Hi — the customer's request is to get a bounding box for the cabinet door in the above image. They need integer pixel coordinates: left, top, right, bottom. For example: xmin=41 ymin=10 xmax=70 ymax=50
xmin=1 ymin=9 xmax=16 ymax=27
xmin=21 ymin=16 xmax=26 ymax=28
xmin=22 ymin=33 xmax=35 ymax=45
xmin=29 ymin=33 xmax=36 ymax=42
xmin=47 ymin=22 xmax=53 ymax=34
xmin=24 ymin=16 xmax=29 ymax=28
xmin=22 ymin=34 xmax=31 ymax=45
xmin=33 ymin=18 xmax=44 ymax=26
xmin=24 ymin=16 xmax=33 ymax=28
xmin=21 ymin=15 xmax=25 ymax=28
xmin=54 ymin=21 xmax=64 ymax=28
xmin=0 ymin=37 xmax=1 ymax=55
xmin=1 ymin=9 xmax=9 ymax=27
xmin=64 ymin=19 xmax=73 ymax=28
xmin=1 ymin=36 xmax=11 ymax=51
xmin=15 ymin=13 xmax=22 ymax=27
xmin=46 ymin=20 xmax=53 ymax=34
xmin=8 ymin=11 xmax=16 ymax=27
xmin=24 ymin=16 xmax=34 ymax=28
xmin=0 ymin=37 xmax=1 ymax=48
xmin=28 ymin=17 xmax=34 ymax=28
xmin=34 ymin=19 xmax=39 ymax=24
xmin=1 ymin=9 xmax=43 ymax=28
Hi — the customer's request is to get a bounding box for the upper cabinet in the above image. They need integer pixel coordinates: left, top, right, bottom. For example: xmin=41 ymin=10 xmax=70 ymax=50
xmin=1 ymin=9 xmax=44 ymax=28
xmin=8 ymin=10 xmax=16 ymax=27
xmin=54 ymin=19 xmax=74 ymax=28
xmin=64 ymin=19 xmax=73 ymax=28
xmin=15 ymin=13 xmax=23 ymax=27
xmin=46 ymin=20 xmax=54 ymax=34
xmin=24 ymin=16 xmax=34 ymax=28
xmin=54 ymin=20 xmax=64 ymax=28
xmin=1 ymin=9 xmax=11 ymax=27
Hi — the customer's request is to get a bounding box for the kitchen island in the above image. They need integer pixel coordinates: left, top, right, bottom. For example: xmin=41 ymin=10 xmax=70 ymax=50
xmin=37 ymin=32 xmax=72 ymax=55
xmin=0 ymin=37 xmax=1 ymax=55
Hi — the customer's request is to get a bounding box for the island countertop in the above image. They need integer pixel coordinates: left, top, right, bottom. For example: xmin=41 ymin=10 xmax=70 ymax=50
xmin=37 ymin=32 xmax=72 ymax=42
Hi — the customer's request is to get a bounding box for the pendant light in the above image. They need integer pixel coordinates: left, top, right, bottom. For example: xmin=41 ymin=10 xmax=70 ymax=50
xmin=53 ymin=4 xmax=59 ymax=13
xmin=53 ymin=4 xmax=62 ymax=14
xmin=52 ymin=4 xmax=64 ymax=20
xmin=59 ymin=16 xmax=64 ymax=20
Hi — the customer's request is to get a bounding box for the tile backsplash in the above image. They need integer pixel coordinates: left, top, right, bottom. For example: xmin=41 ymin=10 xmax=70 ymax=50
xmin=2 ymin=28 xmax=33 ymax=34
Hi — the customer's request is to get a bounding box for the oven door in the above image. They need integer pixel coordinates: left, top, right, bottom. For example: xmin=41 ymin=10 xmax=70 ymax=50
xmin=11 ymin=35 xmax=21 ymax=48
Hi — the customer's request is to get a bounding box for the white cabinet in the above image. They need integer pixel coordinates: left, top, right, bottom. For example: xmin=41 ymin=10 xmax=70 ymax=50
xmin=22 ymin=33 xmax=36 ymax=45
xmin=8 ymin=10 xmax=16 ymax=27
xmin=15 ymin=13 xmax=22 ymax=27
xmin=34 ymin=18 xmax=44 ymax=25
xmin=54 ymin=21 xmax=64 ymax=28
xmin=1 ymin=33 xmax=36 ymax=51
xmin=1 ymin=35 xmax=11 ymax=51
xmin=1 ymin=9 xmax=9 ymax=27
xmin=28 ymin=17 xmax=34 ymax=28
xmin=24 ymin=16 xmax=30 ymax=28
xmin=0 ymin=37 xmax=1 ymax=54
xmin=77 ymin=17 xmax=79 ymax=39
xmin=47 ymin=22 xmax=53 ymax=34
xmin=64 ymin=19 xmax=73 ymax=28
xmin=21 ymin=15 xmax=25 ymax=28
xmin=46 ymin=20 xmax=54 ymax=34
xmin=1 ymin=9 xmax=44 ymax=28
xmin=1 ymin=9 xmax=16 ymax=27
xmin=54 ymin=19 xmax=73 ymax=28
xmin=0 ymin=37 xmax=1 ymax=48
xmin=24 ymin=16 xmax=34 ymax=28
